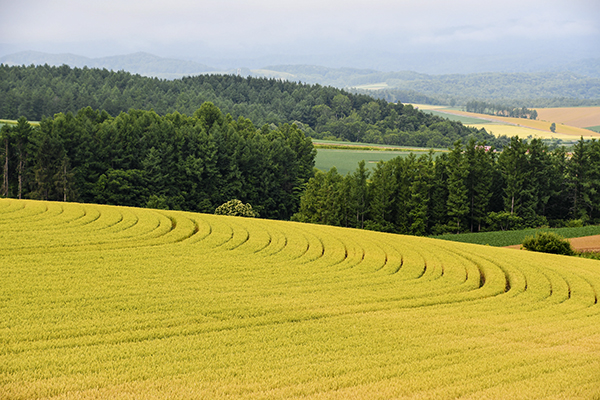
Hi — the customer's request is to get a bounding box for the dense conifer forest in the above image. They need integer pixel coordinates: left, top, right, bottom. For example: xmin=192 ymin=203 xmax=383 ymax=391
xmin=0 ymin=107 xmax=315 ymax=219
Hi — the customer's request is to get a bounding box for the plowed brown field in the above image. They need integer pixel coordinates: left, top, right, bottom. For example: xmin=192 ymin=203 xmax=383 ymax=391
xmin=534 ymin=107 xmax=600 ymax=129
xmin=569 ymin=234 xmax=600 ymax=252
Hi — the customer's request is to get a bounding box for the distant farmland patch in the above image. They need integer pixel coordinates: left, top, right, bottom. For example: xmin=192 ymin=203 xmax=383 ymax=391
xmin=588 ymin=125 xmax=600 ymax=133
xmin=534 ymin=106 xmax=600 ymax=129
xmin=467 ymin=123 xmax=581 ymax=141
xmin=0 ymin=118 xmax=39 ymax=127
xmin=412 ymin=105 xmax=600 ymax=140
xmin=316 ymin=149 xmax=419 ymax=174
xmin=351 ymin=82 xmax=389 ymax=90
xmin=420 ymin=109 xmax=494 ymax=125
xmin=446 ymin=109 xmax=600 ymax=137
xmin=313 ymin=142 xmax=446 ymax=174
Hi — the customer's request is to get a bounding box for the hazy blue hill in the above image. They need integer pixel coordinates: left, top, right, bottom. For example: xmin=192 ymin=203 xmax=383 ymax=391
xmin=555 ymin=58 xmax=600 ymax=79
xmin=253 ymin=65 xmax=600 ymax=104
xmin=0 ymin=51 xmax=92 ymax=68
xmin=261 ymin=65 xmax=379 ymax=78
xmin=0 ymin=51 xmax=218 ymax=79
xmin=2 ymin=51 xmax=598 ymax=105
xmin=257 ymin=65 xmax=428 ymax=87
xmin=383 ymin=71 xmax=600 ymax=100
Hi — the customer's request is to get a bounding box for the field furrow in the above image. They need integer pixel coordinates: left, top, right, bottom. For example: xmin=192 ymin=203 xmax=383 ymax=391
xmin=1 ymin=199 xmax=600 ymax=399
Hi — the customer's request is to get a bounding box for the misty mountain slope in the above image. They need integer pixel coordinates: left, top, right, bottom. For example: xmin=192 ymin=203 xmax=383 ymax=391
xmin=258 ymin=65 xmax=600 ymax=105
xmin=2 ymin=51 xmax=599 ymax=106
xmin=0 ymin=51 xmax=218 ymax=79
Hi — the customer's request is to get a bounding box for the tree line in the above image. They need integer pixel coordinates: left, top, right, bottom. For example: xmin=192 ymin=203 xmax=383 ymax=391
xmin=0 ymin=64 xmax=501 ymax=148
xmin=465 ymin=101 xmax=538 ymax=119
xmin=0 ymin=104 xmax=315 ymax=220
xmin=5 ymin=104 xmax=600 ymax=236
xmin=293 ymin=137 xmax=600 ymax=235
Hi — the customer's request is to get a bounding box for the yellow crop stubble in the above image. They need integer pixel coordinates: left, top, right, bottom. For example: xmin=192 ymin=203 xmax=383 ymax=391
xmin=1 ymin=199 xmax=600 ymax=399
xmin=430 ymin=107 xmax=600 ymax=139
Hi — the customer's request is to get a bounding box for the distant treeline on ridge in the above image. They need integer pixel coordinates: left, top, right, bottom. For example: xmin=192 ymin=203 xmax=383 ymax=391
xmin=0 ymin=64 xmax=502 ymax=148
xmin=465 ymin=100 xmax=538 ymax=119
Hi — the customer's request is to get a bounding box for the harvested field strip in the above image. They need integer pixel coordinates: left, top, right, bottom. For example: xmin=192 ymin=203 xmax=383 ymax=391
xmin=534 ymin=106 xmax=600 ymax=129
xmin=443 ymin=109 xmax=600 ymax=136
xmin=467 ymin=123 xmax=577 ymax=140
xmin=423 ymin=106 xmax=600 ymax=139
xmin=1 ymin=198 xmax=600 ymax=399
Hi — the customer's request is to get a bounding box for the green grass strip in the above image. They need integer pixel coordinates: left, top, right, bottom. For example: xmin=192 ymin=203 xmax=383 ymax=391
xmin=431 ymin=225 xmax=600 ymax=247
xmin=586 ymin=125 xmax=600 ymax=133
xmin=0 ymin=119 xmax=40 ymax=126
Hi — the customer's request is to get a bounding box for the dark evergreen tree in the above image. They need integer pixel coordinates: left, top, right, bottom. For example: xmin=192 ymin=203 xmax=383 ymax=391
xmin=368 ymin=161 xmax=396 ymax=232
xmin=408 ymin=152 xmax=434 ymax=236
xmin=350 ymin=160 xmax=369 ymax=229
xmin=464 ymin=139 xmax=494 ymax=232
xmin=446 ymin=141 xmax=469 ymax=233
xmin=498 ymin=137 xmax=530 ymax=227
xmin=566 ymin=137 xmax=588 ymax=221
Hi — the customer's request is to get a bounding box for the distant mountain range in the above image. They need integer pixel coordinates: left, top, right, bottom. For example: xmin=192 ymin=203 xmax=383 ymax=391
xmin=0 ymin=51 xmax=219 ymax=80
xmin=1 ymin=51 xmax=599 ymax=104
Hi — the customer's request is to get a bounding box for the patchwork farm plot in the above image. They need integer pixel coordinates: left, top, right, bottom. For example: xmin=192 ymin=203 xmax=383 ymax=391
xmin=414 ymin=104 xmax=600 ymax=141
xmin=1 ymin=199 xmax=600 ymax=399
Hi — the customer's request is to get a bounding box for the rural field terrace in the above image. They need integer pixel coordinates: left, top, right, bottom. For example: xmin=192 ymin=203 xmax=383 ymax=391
xmin=1 ymin=199 xmax=600 ymax=399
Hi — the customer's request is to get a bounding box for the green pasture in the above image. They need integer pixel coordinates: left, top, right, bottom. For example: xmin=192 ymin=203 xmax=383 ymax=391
xmin=1 ymin=199 xmax=600 ymax=399
xmin=315 ymin=149 xmax=419 ymax=174
xmin=587 ymin=125 xmax=600 ymax=133
xmin=0 ymin=119 xmax=17 ymax=128
xmin=0 ymin=118 xmax=39 ymax=127
xmin=311 ymin=138 xmax=443 ymax=150
xmin=351 ymin=82 xmax=389 ymax=90
xmin=432 ymin=224 xmax=600 ymax=247
xmin=315 ymin=146 xmax=445 ymax=174
xmin=422 ymin=109 xmax=494 ymax=125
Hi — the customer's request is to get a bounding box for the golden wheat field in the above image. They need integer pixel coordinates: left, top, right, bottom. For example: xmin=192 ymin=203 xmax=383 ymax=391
xmin=1 ymin=199 xmax=600 ymax=399
xmin=410 ymin=105 xmax=600 ymax=139
xmin=443 ymin=110 xmax=600 ymax=138
xmin=466 ymin=123 xmax=563 ymax=140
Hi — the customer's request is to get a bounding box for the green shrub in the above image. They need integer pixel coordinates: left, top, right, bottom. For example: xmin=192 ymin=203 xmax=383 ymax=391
xmin=521 ymin=232 xmax=574 ymax=256
xmin=146 ymin=195 xmax=169 ymax=210
xmin=564 ymin=219 xmax=584 ymax=228
xmin=577 ymin=251 xmax=600 ymax=260
xmin=215 ymin=199 xmax=259 ymax=218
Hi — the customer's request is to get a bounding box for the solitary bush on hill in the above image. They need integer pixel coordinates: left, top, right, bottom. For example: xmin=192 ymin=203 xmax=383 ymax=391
xmin=521 ymin=232 xmax=574 ymax=256
xmin=215 ymin=199 xmax=259 ymax=218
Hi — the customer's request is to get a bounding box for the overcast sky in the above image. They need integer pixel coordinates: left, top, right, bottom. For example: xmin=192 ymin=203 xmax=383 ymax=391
xmin=1 ymin=0 xmax=599 ymax=70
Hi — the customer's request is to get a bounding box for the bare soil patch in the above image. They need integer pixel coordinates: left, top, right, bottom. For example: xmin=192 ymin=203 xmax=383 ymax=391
xmin=534 ymin=107 xmax=600 ymax=129
xmin=568 ymin=234 xmax=600 ymax=252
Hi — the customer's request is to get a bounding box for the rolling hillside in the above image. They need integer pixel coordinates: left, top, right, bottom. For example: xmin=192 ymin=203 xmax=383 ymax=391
xmin=1 ymin=199 xmax=599 ymax=399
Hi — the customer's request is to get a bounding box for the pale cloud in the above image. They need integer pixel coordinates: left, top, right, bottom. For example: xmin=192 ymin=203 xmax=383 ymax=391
xmin=1 ymin=0 xmax=598 ymax=63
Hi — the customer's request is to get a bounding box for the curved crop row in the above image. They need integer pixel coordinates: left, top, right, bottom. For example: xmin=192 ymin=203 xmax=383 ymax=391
xmin=1 ymin=199 xmax=599 ymax=400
